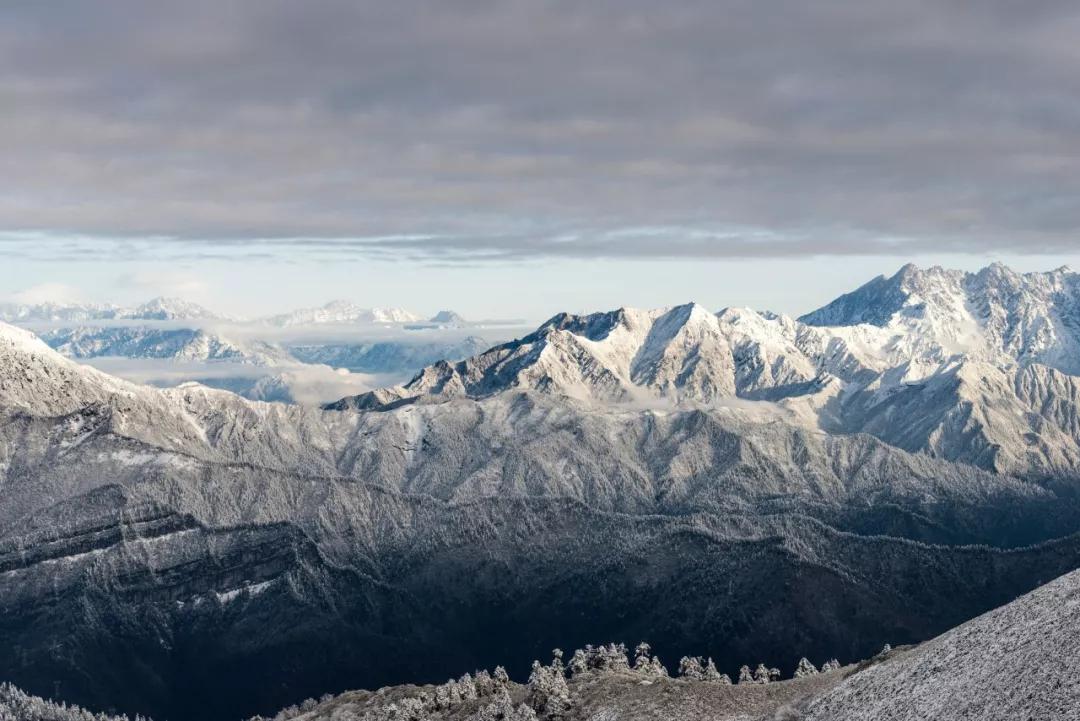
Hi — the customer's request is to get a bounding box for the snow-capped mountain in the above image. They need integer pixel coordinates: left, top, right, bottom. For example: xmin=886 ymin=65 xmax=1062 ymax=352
xmin=116 ymin=296 xmax=224 ymax=321
xmin=263 ymin=300 xmax=425 ymax=326
xmin=0 ymin=299 xmax=121 ymax=323
xmin=41 ymin=326 xmax=289 ymax=365
xmin=801 ymin=262 xmax=1080 ymax=373
xmin=5 ymin=264 xmax=1080 ymax=721
xmin=329 ymin=264 xmax=1080 ymax=482
xmin=0 ymin=296 xmax=225 ymax=323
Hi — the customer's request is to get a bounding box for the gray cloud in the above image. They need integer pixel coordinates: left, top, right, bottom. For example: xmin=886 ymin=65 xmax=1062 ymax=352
xmin=3 ymin=0 xmax=1080 ymax=260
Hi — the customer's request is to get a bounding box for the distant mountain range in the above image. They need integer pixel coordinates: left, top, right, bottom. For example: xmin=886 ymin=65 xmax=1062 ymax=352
xmin=0 ymin=298 xmax=494 ymax=401
xmin=1 ymin=295 xmax=477 ymax=327
xmin=261 ymin=300 xmax=428 ymax=326
xmin=3 ymin=264 xmax=1080 ymax=721
xmin=0 ymin=296 xmax=225 ymax=323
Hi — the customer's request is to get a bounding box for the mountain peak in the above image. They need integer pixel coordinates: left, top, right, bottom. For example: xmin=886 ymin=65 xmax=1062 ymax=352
xmin=798 ymin=266 xmax=914 ymax=328
xmin=430 ymin=310 xmax=467 ymax=324
xmin=125 ymin=296 xmax=221 ymax=321
xmin=322 ymin=299 xmax=357 ymax=310
xmin=264 ymin=301 xmax=422 ymax=326
xmin=894 ymin=261 xmax=921 ymax=280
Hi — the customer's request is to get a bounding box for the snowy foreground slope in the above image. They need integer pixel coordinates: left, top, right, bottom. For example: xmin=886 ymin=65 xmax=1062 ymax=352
xmin=803 ymin=564 xmax=1080 ymax=720
xmin=4 ymin=264 xmax=1080 ymax=720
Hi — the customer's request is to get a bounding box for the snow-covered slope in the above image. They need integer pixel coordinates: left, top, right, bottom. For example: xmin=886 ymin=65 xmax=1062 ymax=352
xmin=334 ymin=303 xmax=805 ymax=408
xmin=2 ymin=318 xmax=1044 ymax=529
xmin=804 ymin=567 xmax=1080 ymax=721
xmin=41 ymin=326 xmax=289 ymax=365
xmin=801 ymin=262 xmax=1080 ymax=373
xmin=0 ymin=322 xmax=143 ymax=415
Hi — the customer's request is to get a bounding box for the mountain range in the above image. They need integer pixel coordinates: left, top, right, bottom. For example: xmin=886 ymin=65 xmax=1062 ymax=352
xmin=1 ymin=299 xmax=496 ymax=402
xmin=0 ymin=296 xmax=226 ymax=323
xmin=2 ymin=263 xmax=1080 ymax=720
xmin=1 ymin=296 xmax=474 ymax=328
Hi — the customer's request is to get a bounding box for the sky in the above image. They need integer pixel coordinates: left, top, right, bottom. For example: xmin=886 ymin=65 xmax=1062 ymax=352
xmin=3 ymin=1 xmax=1080 ymax=321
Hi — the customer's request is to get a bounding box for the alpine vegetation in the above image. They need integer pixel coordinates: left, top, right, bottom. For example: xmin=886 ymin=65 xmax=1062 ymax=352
xmin=0 ymin=683 xmax=146 ymax=721
xmin=246 ymin=641 xmax=846 ymax=721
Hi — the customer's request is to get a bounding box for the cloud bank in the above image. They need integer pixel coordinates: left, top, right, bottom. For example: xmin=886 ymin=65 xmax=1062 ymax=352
xmin=3 ymin=1 xmax=1080 ymax=260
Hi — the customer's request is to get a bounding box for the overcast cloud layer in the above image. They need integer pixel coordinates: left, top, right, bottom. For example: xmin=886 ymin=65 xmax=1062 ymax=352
xmin=3 ymin=0 xmax=1080 ymax=261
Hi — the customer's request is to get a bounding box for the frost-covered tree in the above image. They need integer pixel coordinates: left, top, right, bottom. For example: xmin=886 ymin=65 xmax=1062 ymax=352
xmin=494 ymin=666 xmax=511 ymax=686
xmin=634 ymin=643 xmax=652 ymax=671
xmin=738 ymin=665 xmax=754 ymax=684
xmin=433 ymin=681 xmax=454 ymax=709
xmin=569 ymin=649 xmax=589 ymax=677
xmin=458 ymin=673 xmax=479 ymax=702
xmin=703 ymin=658 xmax=730 ymax=684
xmin=596 ymin=643 xmax=630 ymax=672
xmin=474 ymin=670 xmax=498 ymax=697
xmin=679 ymin=656 xmax=730 ymax=683
xmin=794 ymin=657 xmax=819 ymax=678
xmin=879 ymin=643 xmax=892 ymax=655
xmin=380 ymin=697 xmax=427 ymax=721
xmin=469 ymin=689 xmax=538 ymax=721
xmin=567 ymin=642 xmax=631 ymax=676
xmin=525 ymin=652 xmax=571 ymax=717
xmin=634 ymin=642 xmax=668 ymax=678
xmin=0 ymin=682 xmax=152 ymax=721
xmin=753 ymin=663 xmax=778 ymax=684
xmin=678 ymin=656 xmax=705 ymax=680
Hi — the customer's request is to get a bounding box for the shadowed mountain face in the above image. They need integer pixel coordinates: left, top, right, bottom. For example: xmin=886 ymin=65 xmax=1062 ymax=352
xmin=9 ymin=567 xmax=1079 ymax=721
xmin=5 ymin=265 xmax=1080 ymax=720
xmin=4 ymin=486 xmax=1079 ymax=720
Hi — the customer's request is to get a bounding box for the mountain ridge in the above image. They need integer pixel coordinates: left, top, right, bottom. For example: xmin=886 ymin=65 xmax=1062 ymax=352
xmin=5 ymin=263 xmax=1080 ymax=720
